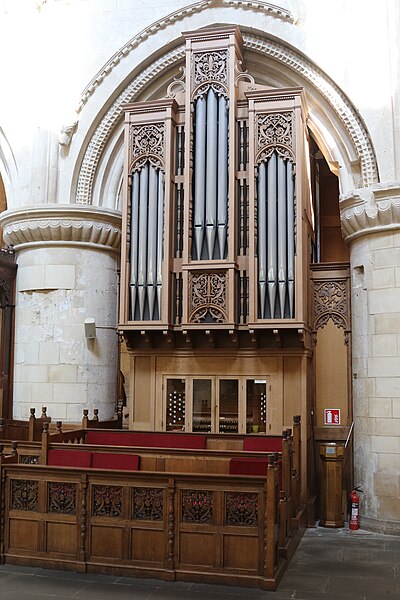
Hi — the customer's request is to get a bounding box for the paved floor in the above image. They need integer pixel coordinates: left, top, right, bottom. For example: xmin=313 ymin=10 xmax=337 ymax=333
xmin=0 ymin=526 xmax=398 ymax=599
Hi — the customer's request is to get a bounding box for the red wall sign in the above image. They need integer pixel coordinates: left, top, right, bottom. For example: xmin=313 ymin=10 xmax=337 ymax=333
xmin=324 ymin=408 xmax=340 ymax=425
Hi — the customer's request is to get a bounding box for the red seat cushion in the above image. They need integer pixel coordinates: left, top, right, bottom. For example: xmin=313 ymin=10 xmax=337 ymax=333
xmin=47 ymin=449 xmax=92 ymax=467
xmin=243 ymin=436 xmax=282 ymax=452
xmin=92 ymin=452 xmax=140 ymax=471
xmin=229 ymin=457 xmax=270 ymax=476
xmin=85 ymin=431 xmax=206 ymax=450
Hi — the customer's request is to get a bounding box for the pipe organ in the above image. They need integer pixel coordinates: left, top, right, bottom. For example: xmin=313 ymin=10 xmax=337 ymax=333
xmin=120 ymin=26 xmax=312 ymax=341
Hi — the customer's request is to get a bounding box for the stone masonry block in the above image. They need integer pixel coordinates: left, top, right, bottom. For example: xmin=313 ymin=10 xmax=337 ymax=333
xmin=375 ymin=417 xmax=400 ymax=436
xmin=39 ymin=341 xmax=60 ymax=365
xmin=393 ymin=398 xmax=400 ymax=417
xmin=375 ymin=314 xmax=400 ymax=334
xmin=20 ymin=365 xmax=48 ymax=383
xmin=371 ymin=334 xmax=397 ymax=357
xmin=368 ymin=357 xmax=400 ymax=378
xmin=371 ymin=435 xmax=400 ymax=453
xmin=372 ymin=268 xmax=395 ymax=289
xmin=44 ymin=265 xmax=75 ymax=289
xmin=376 ymin=378 xmax=400 ymax=397
xmin=374 ymin=472 xmax=399 ymax=497
xmin=369 ymin=397 xmax=392 ymax=418
xmin=370 ymin=289 xmax=400 ymax=314
xmin=48 ymin=364 xmax=78 ymax=383
xmin=17 ymin=265 xmax=45 ymax=291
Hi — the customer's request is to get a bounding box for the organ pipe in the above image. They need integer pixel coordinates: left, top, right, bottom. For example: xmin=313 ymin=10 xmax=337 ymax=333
xmin=217 ymin=95 xmax=228 ymax=259
xmin=130 ymin=171 xmax=140 ymax=319
xmin=287 ymin=163 xmax=295 ymax=318
xmin=146 ymin=165 xmax=158 ymax=320
xmin=257 ymin=161 xmax=267 ymax=318
xmin=137 ymin=164 xmax=149 ymax=320
xmin=194 ymin=97 xmax=206 ymax=259
xmin=205 ymin=89 xmax=218 ymax=259
xmin=277 ymin=156 xmax=287 ymax=318
xmin=156 ymin=171 xmax=164 ymax=319
xmin=267 ymin=152 xmax=277 ymax=318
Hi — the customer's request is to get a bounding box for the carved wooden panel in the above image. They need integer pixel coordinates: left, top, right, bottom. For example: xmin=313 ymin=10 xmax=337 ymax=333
xmin=314 ymin=280 xmax=348 ymax=331
xmin=133 ymin=487 xmax=163 ymax=521
xmin=256 ymin=112 xmax=294 ymax=161
xmin=225 ymin=492 xmax=258 ymax=526
xmin=11 ymin=480 xmax=39 ymax=512
xmin=194 ymin=50 xmax=227 ymax=85
xmin=189 ymin=272 xmax=227 ymax=324
xmin=19 ymin=455 xmax=39 ymax=464
xmin=93 ymin=485 xmax=123 ymax=518
xmin=181 ymin=490 xmax=213 ymax=524
xmin=48 ymin=482 xmax=76 ymax=515
xmin=129 ymin=122 xmax=165 ymax=172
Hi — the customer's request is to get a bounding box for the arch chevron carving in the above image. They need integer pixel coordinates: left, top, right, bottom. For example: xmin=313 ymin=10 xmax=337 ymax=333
xmin=77 ymin=0 xmax=294 ymax=112
xmin=0 ymin=206 xmax=121 ymax=252
xmin=75 ymin=30 xmax=378 ymax=205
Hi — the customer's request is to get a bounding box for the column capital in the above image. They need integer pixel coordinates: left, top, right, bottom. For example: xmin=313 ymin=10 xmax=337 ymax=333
xmin=340 ymin=181 xmax=400 ymax=242
xmin=0 ymin=205 xmax=121 ymax=252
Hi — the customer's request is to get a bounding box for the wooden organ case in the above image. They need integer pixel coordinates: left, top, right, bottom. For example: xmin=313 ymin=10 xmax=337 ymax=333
xmin=119 ymin=26 xmax=317 ymax=500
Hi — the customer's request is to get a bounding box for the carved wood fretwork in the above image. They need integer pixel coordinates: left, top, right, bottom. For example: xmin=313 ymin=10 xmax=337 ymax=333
xmin=11 ymin=480 xmax=39 ymax=512
xmin=130 ymin=122 xmax=165 ymax=172
xmin=93 ymin=485 xmax=123 ymax=518
xmin=194 ymin=50 xmax=228 ymax=85
xmin=48 ymin=482 xmax=77 ymax=515
xmin=225 ymin=492 xmax=258 ymax=526
xmin=189 ymin=272 xmax=227 ymax=324
xmin=181 ymin=489 xmax=213 ymax=524
xmin=256 ymin=111 xmax=294 ymax=162
xmin=313 ymin=280 xmax=348 ymax=331
xmin=133 ymin=487 xmax=163 ymax=521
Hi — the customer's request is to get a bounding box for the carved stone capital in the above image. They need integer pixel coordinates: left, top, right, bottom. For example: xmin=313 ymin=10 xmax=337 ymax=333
xmin=0 ymin=205 xmax=121 ymax=252
xmin=340 ymin=182 xmax=400 ymax=242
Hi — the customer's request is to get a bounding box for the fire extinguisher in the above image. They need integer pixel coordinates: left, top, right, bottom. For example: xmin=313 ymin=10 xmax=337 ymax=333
xmin=349 ymin=486 xmax=363 ymax=530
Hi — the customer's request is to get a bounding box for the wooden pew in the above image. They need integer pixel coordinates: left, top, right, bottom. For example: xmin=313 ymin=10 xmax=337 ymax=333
xmin=0 ymin=458 xmax=284 ymax=589
xmin=0 ymin=407 xmax=51 ymax=442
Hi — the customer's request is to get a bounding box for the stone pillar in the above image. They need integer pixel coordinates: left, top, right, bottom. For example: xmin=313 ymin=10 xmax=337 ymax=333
xmin=0 ymin=205 xmax=121 ymax=423
xmin=341 ymin=182 xmax=400 ymax=534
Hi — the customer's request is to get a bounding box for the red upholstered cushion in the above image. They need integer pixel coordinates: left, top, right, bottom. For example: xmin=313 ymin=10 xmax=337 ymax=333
xmin=85 ymin=431 xmax=130 ymax=446
xmin=243 ymin=436 xmax=282 ymax=452
xmin=85 ymin=431 xmax=206 ymax=450
xmin=92 ymin=452 xmax=140 ymax=471
xmin=229 ymin=457 xmax=270 ymax=476
xmin=47 ymin=449 xmax=92 ymax=467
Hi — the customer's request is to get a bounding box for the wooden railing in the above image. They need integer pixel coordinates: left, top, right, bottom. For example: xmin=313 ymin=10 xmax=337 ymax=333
xmin=0 ymin=459 xmax=287 ymax=589
xmin=0 ymin=407 xmax=51 ymax=442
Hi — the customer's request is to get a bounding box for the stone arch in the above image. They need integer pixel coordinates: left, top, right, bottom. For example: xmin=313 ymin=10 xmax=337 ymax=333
xmin=73 ymin=10 xmax=378 ymax=207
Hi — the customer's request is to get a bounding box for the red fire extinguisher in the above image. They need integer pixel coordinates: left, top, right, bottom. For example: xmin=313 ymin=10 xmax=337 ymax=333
xmin=349 ymin=486 xmax=363 ymax=530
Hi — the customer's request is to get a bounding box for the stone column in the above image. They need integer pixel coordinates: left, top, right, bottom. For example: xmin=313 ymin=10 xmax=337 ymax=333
xmin=0 ymin=205 xmax=121 ymax=423
xmin=341 ymin=182 xmax=400 ymax=534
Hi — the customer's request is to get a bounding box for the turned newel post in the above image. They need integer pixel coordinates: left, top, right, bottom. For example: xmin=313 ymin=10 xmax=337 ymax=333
xmin=28 ymin=408 xmax=36 ymax=441
xmin=56 ymin=421 xmax=62 ymax=434
xmin=41 ymin=422 xmax=49 ymax=464
xmin=93 ymin=409 xmax=99 ymax=422
xmin=82 ymin=410 xmax=89 ymax=429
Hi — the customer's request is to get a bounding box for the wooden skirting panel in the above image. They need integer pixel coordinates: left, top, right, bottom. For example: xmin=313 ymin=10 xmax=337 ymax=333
xmin=0 ymin=464 xmax=294 ymax=590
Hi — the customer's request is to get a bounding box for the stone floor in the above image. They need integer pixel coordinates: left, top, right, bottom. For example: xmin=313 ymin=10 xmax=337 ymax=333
xmin=0 ymin=526 xmax=398 ymax=599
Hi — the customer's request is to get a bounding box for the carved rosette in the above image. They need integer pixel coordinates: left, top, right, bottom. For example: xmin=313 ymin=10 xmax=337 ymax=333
xmin=189 ymin=271 xmax=228 ymax=324
xmin=133 ymin=487 xmax=163 ymax=521
xmin=11 ymin=480 xmax=39 ymax=511
xmin=93 ymin=485 xmax=123 ymax=517
xmin=313 ymin=280 xmax=348 ymax=331
xmin=181 ymin=489 xmax=213 ymax=524
xmin=48 ymin=482 xmax=77 ymax=514
xmin=130 ymin=122 xmax=165 ymax=172
xmin=256 ymin=112 xmax=294 ymax=163
xmin=19 ymin=456 xmax=39 ymax=464
xmin=225 ymin=492 xmax=258 ymax=526
xmin=0 ymin=206 xmax=121 ymax=252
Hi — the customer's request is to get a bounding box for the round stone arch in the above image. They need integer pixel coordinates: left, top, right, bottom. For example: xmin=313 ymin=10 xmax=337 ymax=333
xmin=72 ymin=16 xmax=378 ymax=209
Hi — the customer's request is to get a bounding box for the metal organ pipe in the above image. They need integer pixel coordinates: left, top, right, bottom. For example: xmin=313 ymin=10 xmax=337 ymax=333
xmin=286 ymin=163 xmax=295 ymax=318
xmin=205 ymin=89 xmax=218 ymax=259
xmin=194 ymin=97 xmax=206 ymax=259
xmin=277 ymin=156 xmax=287 ymax=318
xmin=137 ymin=164 xmax=149 ymax=320
xmin=156 ymin=171 xmax=164 ymax=320
xmin=217 ymin=95 xmax=228 ymax=259
xmin=130 ymin=171 xmax=140 ymax=320
xmin=267 ymin=152 xmax=278 ymax=318
xmin=146 ymin=165 xmax=158 ymax=320
xmin=257 ymin=161 xmax=267 ymax=319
